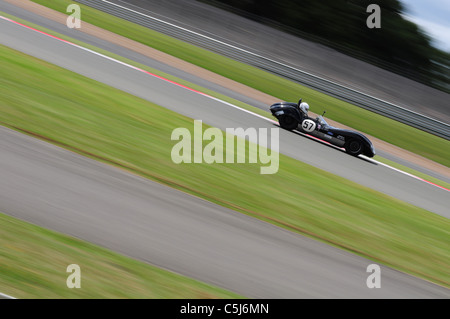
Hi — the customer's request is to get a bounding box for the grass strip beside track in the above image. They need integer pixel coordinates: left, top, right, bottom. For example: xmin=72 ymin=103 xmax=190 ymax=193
xmin=1 ymin=44 xmax=449 ymax=292
xmin=29 ymin=0 xmax=450 ymax=167
xmin=0 ymin=213 xmax=243 ymax=298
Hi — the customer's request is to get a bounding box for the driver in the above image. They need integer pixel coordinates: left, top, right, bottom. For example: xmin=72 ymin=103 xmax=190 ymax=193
xmin=299 ymin=102 xmax=309 ymax=116
xmin=300 ymin=101 xmax=324 ymax=130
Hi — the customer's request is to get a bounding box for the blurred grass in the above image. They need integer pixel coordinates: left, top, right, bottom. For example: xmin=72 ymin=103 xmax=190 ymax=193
xmin=0 ymin=213 xmax=243 ymax=298
xmin=1 ymin=44 xmax=449 ymax=290
xmin=29 ymin=0 xmax=450 ymax=167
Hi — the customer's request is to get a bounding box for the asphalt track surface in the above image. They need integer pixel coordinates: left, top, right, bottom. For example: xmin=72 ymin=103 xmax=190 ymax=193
xmin=0 ymin=8 xmax=449 ymax=297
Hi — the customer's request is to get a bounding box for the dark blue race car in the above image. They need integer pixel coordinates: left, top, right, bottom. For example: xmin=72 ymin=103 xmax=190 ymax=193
xmin=270 ymin=98 xmax=376 ymax=157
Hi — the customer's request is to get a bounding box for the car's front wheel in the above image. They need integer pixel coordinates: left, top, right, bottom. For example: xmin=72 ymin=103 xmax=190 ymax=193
xmin=279 ymin=116 xmax=298 ymax=131
xmin=345 ymin=139 xmax=363 ymax=156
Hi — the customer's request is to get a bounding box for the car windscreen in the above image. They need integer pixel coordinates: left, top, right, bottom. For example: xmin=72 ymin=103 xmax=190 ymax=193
xmin=318 ymin=116 xmax=328 ymax=126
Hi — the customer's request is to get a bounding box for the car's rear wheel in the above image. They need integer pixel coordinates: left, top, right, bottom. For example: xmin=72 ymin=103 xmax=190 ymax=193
xmin=279 ymin=116 xmax=298 ymax=131
xmin=345 ymin=139 xmax=363 ymax=156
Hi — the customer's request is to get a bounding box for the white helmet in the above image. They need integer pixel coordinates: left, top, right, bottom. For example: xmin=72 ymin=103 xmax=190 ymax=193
xmin=299 ymin=102 xmax=309 ymax=115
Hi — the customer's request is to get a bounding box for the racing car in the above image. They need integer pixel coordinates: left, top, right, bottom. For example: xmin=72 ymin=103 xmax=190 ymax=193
xmin=270 ymin=98 xmax=376 ymax=157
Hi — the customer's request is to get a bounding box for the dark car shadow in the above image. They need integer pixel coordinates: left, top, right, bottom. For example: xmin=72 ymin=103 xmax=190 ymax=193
xmin=272 ymin=123 xmax=378 ymax=165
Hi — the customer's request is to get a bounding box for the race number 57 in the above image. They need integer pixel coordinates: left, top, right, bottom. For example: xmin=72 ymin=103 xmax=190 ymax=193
xmin=301 ymin=119 xmax=316 ymax=133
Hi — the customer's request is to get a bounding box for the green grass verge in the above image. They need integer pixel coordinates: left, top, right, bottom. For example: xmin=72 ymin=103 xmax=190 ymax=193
xmin=0 ymin=213 xmax=243 ymax=298
xmin=1 ymin=44 xmax=450 ymax=291
xmin=29 ymin=0 xmax=450 ymax=167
